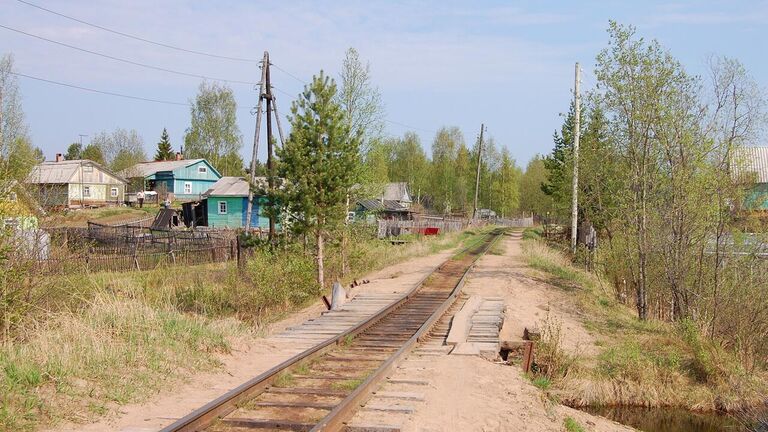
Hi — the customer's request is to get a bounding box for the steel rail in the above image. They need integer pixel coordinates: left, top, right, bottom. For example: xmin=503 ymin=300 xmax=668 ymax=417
xmin=160 ymin=229 xmax=503 ymax=432
xmin=311 ymin=229 xmax=504 ymax=431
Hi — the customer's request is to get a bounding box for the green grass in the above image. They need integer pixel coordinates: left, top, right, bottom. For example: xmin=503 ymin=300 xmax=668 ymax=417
xmin=563 ymin=417 xmax=586 ymax=432
xmin=520 ymin=237 xmax=768 ymax=412
xmin=0 ymin=226 xmax=478 ymax=430
xmin=331 ymin=377 xmax=365 ymax=391
xmin=531 ymin=376 xmax=552 ymax=390
xmin=272 ymin=371 xmax=295 ymax=388
xmin=522 ymin=227 xmax=543 ymax=240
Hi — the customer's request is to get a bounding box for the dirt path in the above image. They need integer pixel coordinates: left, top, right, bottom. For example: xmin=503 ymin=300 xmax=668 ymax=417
xmin=47 ymin=247 xmax=457 ymax=432
xmin=353 ymin=231 xmax=633 ymax=432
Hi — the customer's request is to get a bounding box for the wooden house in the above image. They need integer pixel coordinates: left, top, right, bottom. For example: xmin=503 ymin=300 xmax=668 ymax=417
xmin=733 ymin=146 xmax=768 ymax=210
xmin=183 ymin=177 xmax=270 ymax=229
xmin=26 ymin=155 xmax=127 ymax=208
xmin=0 ymin=181 xmax=45 ymax=229
xmin=121 ymin=158 xmax=221 ymax=201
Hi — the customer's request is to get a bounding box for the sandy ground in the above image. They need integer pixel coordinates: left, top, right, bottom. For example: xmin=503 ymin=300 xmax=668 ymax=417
xmin=49 ymin=232 xmax=632 ymax=432
xmin=46 ymin=246 xmax=456 ymax=432
xmin=352 ymin=231 xmax=632 ymax=432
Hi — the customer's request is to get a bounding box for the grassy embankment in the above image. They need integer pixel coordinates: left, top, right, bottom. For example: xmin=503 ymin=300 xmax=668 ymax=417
xmin=520 ymin=227 xmax=768 ymax=412
xmin=0 ymin=228 xmax=486 ymax=431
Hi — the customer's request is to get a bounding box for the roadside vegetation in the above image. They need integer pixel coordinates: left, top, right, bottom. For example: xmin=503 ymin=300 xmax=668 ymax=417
xmin=0 ymin=229 xmax=478 ymax=431
xmin=521 ymin=229 xmax=768 ymax=414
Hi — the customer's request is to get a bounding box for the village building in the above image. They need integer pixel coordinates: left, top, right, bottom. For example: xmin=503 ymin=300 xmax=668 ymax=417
xmin=181 ymin=176 xmax=270 ymax=229
xmin=121 ymin=157 xmax=221 ymax=202
xmin=733 ymin=146 xmax=768 ymax=210
xmin=382 ymin=182 xmax=413 ymax=208
xmin=355 ymin=198 xmax=413 ymax=221
xmin=0 ymin=181 xmax=45 ymax=229
xmin=26 ymin=155 xmax=127 ymax=208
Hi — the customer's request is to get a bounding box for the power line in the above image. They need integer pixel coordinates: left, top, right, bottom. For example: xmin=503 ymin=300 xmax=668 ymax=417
xmin=15 ymin=0 xmax=260 ymax=63
xmin=12 ymin=70 xmax=258 ymax=113
xmin=0 ymin=23 xmax=258 ymax=86
xmin=271 ymin=63 xmax=309 ymax=85
xmin=11 ymin=71 xmax=189 ymax=106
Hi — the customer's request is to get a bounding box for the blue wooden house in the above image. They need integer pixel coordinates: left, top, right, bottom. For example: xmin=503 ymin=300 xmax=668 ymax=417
xmin=734 ymin=146 xmax=768 ymax=210
xmin=182 ymin=177 xmax=270 ymax=229
xmin=121 ymin=158 xmax=221 ymax=201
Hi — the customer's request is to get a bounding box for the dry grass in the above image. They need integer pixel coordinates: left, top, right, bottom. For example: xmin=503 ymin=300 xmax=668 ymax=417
xmin=0 ymin=228 xmax=481 ymax=431
xmin=521 ymin=237 xmax=768 ymax=413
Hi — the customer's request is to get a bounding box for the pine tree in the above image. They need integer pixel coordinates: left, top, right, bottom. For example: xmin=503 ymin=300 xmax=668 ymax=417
xmin=277 ymin=71 xmax=361 ymax=288
xmin=154 ymin=128 xmax=174 ymax=161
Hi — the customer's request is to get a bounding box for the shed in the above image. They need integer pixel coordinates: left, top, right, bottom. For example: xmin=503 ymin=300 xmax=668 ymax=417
xmin=27 ymin=157 xmax=127 ymax=208
xmin=196 ymin=176 xmax=270 ymax=229
xmin=121 ymin=158 xmax=222 ymax=201
xmin=356 ymin=198 xmax=413 ymax=221
xmin=733 ymin=146 xmax=768 ymax=209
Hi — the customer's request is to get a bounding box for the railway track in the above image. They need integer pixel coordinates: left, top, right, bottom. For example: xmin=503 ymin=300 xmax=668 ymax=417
xmin=162 ymin=229 xmax=504 ymax=432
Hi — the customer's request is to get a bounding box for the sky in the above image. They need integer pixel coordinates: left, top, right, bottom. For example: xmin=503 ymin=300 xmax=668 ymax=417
xmin=3 ymin=0 xmax=768 ymax=168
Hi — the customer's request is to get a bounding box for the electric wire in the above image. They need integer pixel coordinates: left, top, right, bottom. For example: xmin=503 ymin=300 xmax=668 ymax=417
xmin=0 ymin=23 xmax=258 ymax=86
xmin=14 ymin=0 xmax=260 ymax=63
xmin=10 ymin=71 xmax=189 ymax=106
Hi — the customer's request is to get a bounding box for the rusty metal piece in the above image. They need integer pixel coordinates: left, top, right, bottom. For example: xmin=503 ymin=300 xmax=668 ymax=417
xmin=522 ymin=340 xmax=535 ymax=373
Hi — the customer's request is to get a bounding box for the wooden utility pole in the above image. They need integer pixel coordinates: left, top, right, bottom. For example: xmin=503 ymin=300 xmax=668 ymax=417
xmin=472 ymin=123 xmax=485 ymax=220
xmin=264 ymin=52 xmax=276 ymax=242
xmin=245 ymin=51 xmax=283 ymax=242
xmin=570 ymin=62 xmax=581 ymax=254
xmin=245 ymin=52 xmax=268 ymax=232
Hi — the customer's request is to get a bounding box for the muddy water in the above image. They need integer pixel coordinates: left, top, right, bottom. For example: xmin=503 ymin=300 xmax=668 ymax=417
xmin=582 ymin=406 xmax=767 ymax=432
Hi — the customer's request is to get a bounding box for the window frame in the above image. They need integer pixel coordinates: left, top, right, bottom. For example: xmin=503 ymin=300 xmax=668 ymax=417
xmin=198 ymin=166 xmax=208 ymax=174
xmin=83 ymin=186 xmax=91 ymax=197
xmin=184 ymin=182 xmax=192 ymax=194
xmin=110 ymin=187 xmax=118 ymax=198
xmin=83 ymin=165 xmax=93 ymax=173
xmin=218 ymin=201 xmax=228 ymax=215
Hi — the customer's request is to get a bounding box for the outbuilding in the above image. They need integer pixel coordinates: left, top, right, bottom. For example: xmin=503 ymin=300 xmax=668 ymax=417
xmin=183 ymin=177 xmax=270 ymax=229
xmin=27 ymin=155 xmax=127 ymax=208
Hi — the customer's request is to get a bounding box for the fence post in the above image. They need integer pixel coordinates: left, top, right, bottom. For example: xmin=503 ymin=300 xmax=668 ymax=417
xmin=236 ymin=236 xmax=243 ymax=269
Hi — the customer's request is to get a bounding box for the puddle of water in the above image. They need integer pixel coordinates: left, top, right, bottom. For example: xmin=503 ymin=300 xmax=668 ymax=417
xmin=581 ymin=406 xmax=767 ymax=432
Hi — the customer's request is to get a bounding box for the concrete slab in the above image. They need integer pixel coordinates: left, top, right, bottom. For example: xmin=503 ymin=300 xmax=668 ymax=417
xmin=445 ymin=295 xmax=482 ymax=346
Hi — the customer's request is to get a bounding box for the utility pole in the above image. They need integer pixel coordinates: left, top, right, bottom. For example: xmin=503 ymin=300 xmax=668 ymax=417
xmin=472 ymin=123 xmax=485 ymax=220
xmin=570 ymin=62 xmax=581 ymax=254
xmin=245 ymin=52 xmax=268 ymax=233
xmin=264 ymin=52 xmax=276 ymax=243
xmin=245 ymin=52 xmax=285 ymax=242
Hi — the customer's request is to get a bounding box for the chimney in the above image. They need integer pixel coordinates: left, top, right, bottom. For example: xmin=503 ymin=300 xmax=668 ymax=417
xmin=55 ymin=153 xmax=64 ymax=162
xmin=175 ymin=152 xmax=183 ymax=161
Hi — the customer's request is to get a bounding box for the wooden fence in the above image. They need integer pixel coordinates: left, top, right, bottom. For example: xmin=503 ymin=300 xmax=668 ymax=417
xmin=35 ymin=242 xmax=236 ymax=275
xmin=376 ymin=218 xmax=469 ymax=238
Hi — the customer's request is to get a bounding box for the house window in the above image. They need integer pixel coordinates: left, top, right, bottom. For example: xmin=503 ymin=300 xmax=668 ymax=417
xmin=83 ymin=186 xmax=91 ymax=197
xmin=184 ymin=182 xmax=192 ymax=194
xmin=83 ymin=165 xmax=93 ymax=173
xmin=198 ymin=166 xmax=208 ymax=174
xmin=9 ymin=192 xmax=17 ymax=202
xmin=218 ymin=201 xmax=228 ymax=214
xmin=110 ymin=187 xmax=118 ymax=198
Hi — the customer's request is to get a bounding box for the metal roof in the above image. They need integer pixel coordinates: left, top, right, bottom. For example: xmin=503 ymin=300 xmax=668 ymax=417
xmin=734 ymin=146 xmax=768 ymax=183
xmin=27 ymin=160 xmax=126 ymax=184
xmin=383 ymin=182 xmax=412 ymax=203
xmin=120 ymin=159 xmax=206 ymax=178
xmin=358 ymin=198 xmax=410 ymax=212
xmin=202 ymin=176 xmax=253 ymax=197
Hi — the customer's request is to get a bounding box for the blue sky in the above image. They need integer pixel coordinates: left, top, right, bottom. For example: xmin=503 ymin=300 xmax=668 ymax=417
xmin=3 ymin=0 xmax=767 ymax=167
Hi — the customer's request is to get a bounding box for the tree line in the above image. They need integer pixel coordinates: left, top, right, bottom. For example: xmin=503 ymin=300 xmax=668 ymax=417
xmin=541 ymin=22 xmax=768 ymax=366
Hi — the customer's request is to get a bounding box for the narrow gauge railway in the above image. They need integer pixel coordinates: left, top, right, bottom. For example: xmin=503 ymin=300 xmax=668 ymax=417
xmin=161 ymin=229 xmax=503 ymax=432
